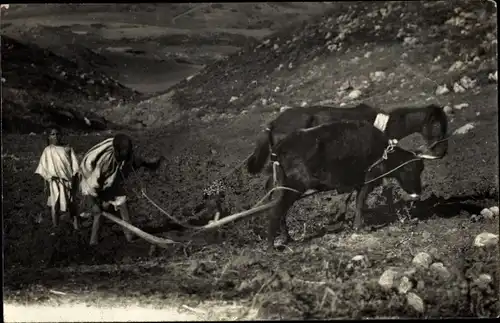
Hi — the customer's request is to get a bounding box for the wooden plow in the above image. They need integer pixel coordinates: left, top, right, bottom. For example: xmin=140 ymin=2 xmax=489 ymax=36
xmin=99 ymin=187 xmax=285 ymax=248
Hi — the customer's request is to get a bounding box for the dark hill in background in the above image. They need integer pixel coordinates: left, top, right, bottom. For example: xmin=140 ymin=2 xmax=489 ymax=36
xmin=1 ymin=35 xmax=140 ymax=133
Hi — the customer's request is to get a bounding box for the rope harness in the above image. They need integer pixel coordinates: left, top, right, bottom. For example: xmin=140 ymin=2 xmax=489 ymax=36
xmin=111 ymin=127 xmax=452 ymax=233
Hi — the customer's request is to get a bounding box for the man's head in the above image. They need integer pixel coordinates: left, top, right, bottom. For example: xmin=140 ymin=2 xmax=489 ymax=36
xmin=47 ymin=126 xmax=62 ymax=146
xmin=113 ymin=134 xmax=133 ymax=163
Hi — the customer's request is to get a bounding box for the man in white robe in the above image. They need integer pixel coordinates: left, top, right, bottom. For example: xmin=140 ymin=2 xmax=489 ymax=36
xmin=35 ymin=127 xmax=80 ymax=230
xmin=79 ymin=133 xmax=164 ymax=245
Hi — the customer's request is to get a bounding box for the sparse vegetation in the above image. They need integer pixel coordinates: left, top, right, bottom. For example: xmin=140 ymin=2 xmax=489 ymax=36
xmin=2 ymin=0 xmax=499 ymax=320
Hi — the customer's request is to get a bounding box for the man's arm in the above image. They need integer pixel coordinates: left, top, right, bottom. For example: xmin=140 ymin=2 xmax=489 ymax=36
xmin=132 ymin=154 xmax=165 ymax=171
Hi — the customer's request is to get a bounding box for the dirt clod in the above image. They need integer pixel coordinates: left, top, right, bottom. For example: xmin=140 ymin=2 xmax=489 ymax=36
xmin=406 ymin=292 xmax=425 ymax=313
xmin=412 ymin=252 xmax=432 ymax=270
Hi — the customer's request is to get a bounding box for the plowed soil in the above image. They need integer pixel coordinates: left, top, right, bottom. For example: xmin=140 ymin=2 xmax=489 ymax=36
xmin=3 ymin=1 xmax=499 ymax=320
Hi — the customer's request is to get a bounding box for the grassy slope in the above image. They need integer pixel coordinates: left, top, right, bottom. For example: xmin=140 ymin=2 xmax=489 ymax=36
xmin=3 ymin=0 xmax=499 ymax=320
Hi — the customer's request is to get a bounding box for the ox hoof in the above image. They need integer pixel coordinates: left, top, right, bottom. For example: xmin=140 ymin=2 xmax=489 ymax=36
xmin=352 ymin=223 xmax=363 ymax=232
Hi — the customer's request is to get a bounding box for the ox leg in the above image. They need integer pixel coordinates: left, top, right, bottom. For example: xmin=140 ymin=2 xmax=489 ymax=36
xmin=382 ymin=183 xmax=395 ymax=214
xmin=267 ymin=190 xmax=300 ymax=251
xmin=354 ymin=182 xmax=376 ymax=231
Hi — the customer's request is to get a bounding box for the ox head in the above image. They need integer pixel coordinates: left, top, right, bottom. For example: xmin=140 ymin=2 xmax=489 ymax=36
xmin=420 ymin=104 xmax=449 ymax=159
xmin=371 ymin=146 xmax=427 ymax=201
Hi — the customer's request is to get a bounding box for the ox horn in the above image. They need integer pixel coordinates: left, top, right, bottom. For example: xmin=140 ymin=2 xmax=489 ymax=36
xmin=416 ymin=153 xmax=440 ymax=160
xmin=414 ymin=146 xmax=442 ymax=160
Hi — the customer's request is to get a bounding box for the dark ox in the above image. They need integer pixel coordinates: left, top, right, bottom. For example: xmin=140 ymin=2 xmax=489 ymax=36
xmin=246 ymin=103 xmax=448 ymax=175
xmin=258 ymin=120 xmax=429 ymax=250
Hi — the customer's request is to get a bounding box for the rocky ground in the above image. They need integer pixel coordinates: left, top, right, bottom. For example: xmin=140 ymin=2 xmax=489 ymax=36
xmin=2 ymin=1 xmax=499 ymax=320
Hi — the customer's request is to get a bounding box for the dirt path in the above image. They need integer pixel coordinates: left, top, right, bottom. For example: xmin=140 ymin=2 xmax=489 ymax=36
xmin=4 ymin=304 xmax=201 ymax=322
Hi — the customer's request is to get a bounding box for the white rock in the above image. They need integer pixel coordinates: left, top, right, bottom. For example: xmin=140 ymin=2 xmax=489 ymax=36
xmin=436 ymin=85 xmax=450 ymax=95
xmin=489 ymin=206 xmax=499 ymax=216
xmin=364 ymin=51 xmax=372 ymax=58
xmin=448 ymin=61 xmax=465 ymax=72
xmin=453 ymin=103 xmax=469 ymax=110
xmin=273 ymin=44 xmax=279 ymax=50
xmin=327 ymin=44 xmax=337 ymax=52
xmin=325 ymin=31 xmax=332 ymax=40
xmin=340 ymin=80 xmax=351 ymax=91
xmin=403 ymin=37 xmax=418 ymax=46
xmin=453 ymin=82 xmax=466 ymax=93
xmin=398 ymin=276 xmax=413 ymax=294
xmin=276 ymin=64 xmax=284 ymax=71
xmin=1 ymin=77 xmax=5 ymax=83
xmin=261 ymin=98 xmax=268 ymax=106
xmin=300 ymin=101 xmax=308 ymax=107
xmin=29 ymin=132 xmax=36 ymax=136
xmin=480 ymin=208 xmax=495 ymax=220
xmin=475 ymin=274 xmax=492 ymax=290
xmin=412 ymin=252 xmax=432 ymax=269
xmin=348 ymin=89 xmax=362 ymax=100
xmin=379 ymin=268 xmax=399 ymax=290
xmin=229 ymin=96 xmax=239 ymax=103
xmin=445 ymin=16 xmax=466 ymax=27
xmin=340 ymin=102 xmax=347 ymax=107
xmin=280 ymin=105 xmax=292 ymax=113
xmin=488 ymin=71 xmax=498 ymax=82
xmin=370 ymin=71 xmax=386 ymax=82
xmin=453 ymin=122 xmax=475 ymax=135
xmin=460 ymin=76 xmax=476 ymax=89
xmin=288 ymin=63 xmax=293 ymax=69
xmin=443 ymin=106 xmax=453 ymax=115
xmin=84 ymin=117 xmax=91 ymax=126
xmin=351 ymin=255 xmax=369 ymax=268
xmin=406 ymin=292 xmax=424 ymax=313
xmin=429 ymin=262 xmax=451 ymax=279
xmin=274 ymin=86 xmax=280 ymax=92
xmin=473 ymin=232 xmax=499 ymax=247
xmin=478 ymin=273 xmax=492 ymax=284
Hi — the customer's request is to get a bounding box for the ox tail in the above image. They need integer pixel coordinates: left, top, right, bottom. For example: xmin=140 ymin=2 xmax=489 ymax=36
xmin=246 ymin=129 xmax=271 ymax=175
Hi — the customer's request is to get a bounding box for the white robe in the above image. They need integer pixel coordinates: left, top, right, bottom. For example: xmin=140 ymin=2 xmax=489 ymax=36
xmin=35 ymin=145 xmax=80 ymax=212
xmin=78 ymin=137 xmax=126 ymax=209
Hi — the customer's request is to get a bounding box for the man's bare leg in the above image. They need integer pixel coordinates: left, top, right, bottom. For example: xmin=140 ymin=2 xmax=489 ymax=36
xmin=118 ymin=202 xmax=135 ymax=242
xmin=89 ymin=197 xmax=103 ymax=245
xmin=90 ymin=213 xmax=102 ymax=245
xmin=51 ymin=200 xmax=60 ymax=229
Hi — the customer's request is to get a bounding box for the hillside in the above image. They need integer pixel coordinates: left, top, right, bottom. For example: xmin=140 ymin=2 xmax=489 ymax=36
xmin=1 ymin=34 xmax=139 ymax=133
xmin=3 ymin=1 xmax=499 ymax=320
